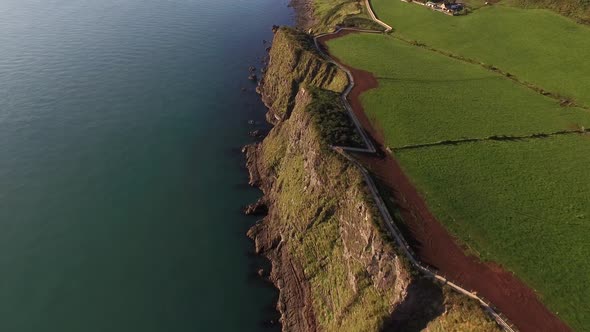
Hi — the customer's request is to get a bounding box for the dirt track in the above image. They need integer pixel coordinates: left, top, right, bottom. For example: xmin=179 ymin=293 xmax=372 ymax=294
xmin=318 ymin=31 xmax=571 ymax=332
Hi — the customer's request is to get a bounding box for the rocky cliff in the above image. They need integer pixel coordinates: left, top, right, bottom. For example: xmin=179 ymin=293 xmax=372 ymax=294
xmin=245 ymin=27 xmax=500 ymax=332
xmin=257 ymin=27 xmax=347 ymax=124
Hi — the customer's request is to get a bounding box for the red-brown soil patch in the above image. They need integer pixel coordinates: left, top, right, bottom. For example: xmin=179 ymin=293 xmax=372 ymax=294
xmin=318 ymin=30 xmax=571 ymax=332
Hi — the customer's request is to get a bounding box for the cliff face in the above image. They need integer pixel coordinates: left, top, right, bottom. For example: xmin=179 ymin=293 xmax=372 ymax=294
xmin=257 ymin=27 xmax=347 ymax=124
xmin=246 ymin=86 xmax=409 ymax=331
xmin=246 ymin=27 xmax=500 ymax=332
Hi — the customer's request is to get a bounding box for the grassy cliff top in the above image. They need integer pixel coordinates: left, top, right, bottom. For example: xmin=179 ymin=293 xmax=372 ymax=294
xmin=326 ymin=33 xmax=590 ymax=147
xmin=372 ymin=0 xmax=590 ymax=107
xmin=308 ymin=0 xmax=385 ymax=33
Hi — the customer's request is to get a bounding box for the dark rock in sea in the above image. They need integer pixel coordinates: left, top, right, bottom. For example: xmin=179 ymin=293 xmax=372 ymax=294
xmin=244 ymin=199 xmax=268 ymax=216
xmin=272 ymin=25 xmax=279 ymax=33
xmin=261 ymin=319 xmax=278 ymax=329
xmin=248 ymin=74 xmax=258 ymax=81
xmin=248 ymin=120 xmax=255 ymax=125
xmin=265 ymin=46 xmax=271 ymax=53
xmin=249 ymin=66 xmax=256 ymax=72
xmin=249 ymin=130 xmax=262 ymax=138
xmin=262 ymin=39 xmax=267 ymax=44
xmin=257 ymin=268 xmax=265 ymax=277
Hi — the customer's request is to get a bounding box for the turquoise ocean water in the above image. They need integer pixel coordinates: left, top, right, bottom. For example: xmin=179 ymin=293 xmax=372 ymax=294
xmin=0 ymin=0 xmax=293 ymax=330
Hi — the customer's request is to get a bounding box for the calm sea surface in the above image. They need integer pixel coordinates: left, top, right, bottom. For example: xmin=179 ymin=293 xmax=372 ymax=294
xmin=0 ymin=0 xmax=293 ymax=330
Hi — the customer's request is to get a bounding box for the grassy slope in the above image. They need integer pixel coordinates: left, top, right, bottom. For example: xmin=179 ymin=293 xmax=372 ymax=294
xmin=396 ymin=135 xmax=590 ymax=329
xmin=325 ymin=2 xmax=590 ymax=330
xmin=262 ymin=107 xmax=395 ymax=331
xmin=309 ymin=0 xmax=384 ymax=33
xmin=305 ymin=87 xmax=364 ymax=147
xmin=426 ymin=286 xmax=503 ymax=332
xmin=326 ymin=33 xmax=590 ymax=147
xmin=372 ymin=0 xmax=590 ymax=106
xmin=277 ymin=154 xmax=393 ymax=332
xmin=260 ymin=27 xmax=348 ymax=118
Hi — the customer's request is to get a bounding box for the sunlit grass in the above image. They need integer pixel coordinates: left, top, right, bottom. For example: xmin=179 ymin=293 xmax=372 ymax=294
xmin=372 ymin=0 xmax=590 ymax=106
xmin=327 ymin=33 xmax=590 ymax=147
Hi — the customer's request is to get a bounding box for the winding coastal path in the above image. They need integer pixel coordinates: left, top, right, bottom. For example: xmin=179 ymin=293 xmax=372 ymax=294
xmin=310 ymin=2 xmax=571 ymax=332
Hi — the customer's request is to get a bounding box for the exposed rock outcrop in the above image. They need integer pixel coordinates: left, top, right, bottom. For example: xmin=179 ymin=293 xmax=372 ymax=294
xmin=246 ymin=87 xmax=410 ymax=331
xmin=244 ymin=198 xmax=268 ymax=216
xmin=257 ymin=27 xmax=347 ymax=124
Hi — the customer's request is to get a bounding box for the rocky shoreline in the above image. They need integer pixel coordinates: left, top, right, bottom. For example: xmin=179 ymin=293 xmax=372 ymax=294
xmin=244 ymin=142 xmax=317 ymax=332
xmin=242 ymin=28 xmax=335 ymax=326
xmin=242 ymin=19 xmax=319 ymax=330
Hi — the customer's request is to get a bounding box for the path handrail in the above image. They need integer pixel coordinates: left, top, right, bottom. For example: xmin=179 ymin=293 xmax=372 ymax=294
xmin=364 ymin=0 xmax=393 ymax=32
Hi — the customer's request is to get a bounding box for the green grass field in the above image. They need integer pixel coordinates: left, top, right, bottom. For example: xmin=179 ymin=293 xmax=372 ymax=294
xmin=396 ymin=135 xmax=590 ymax=330
xmin=325 ymin=6 xmax=590 ymax=329
xmin=327 ymin=33 xmax=590 ymax=147
xmin=372 ymin=0 xmax=590 ymax=106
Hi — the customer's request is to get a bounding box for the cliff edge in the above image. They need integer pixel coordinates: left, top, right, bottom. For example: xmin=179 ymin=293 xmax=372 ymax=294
xmin=245 ymin=27 xmax=500 ymax=332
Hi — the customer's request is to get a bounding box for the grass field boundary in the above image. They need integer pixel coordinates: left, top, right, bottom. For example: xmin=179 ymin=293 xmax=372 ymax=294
xmin=392 ymin=128 xmax=589 ymax=151
xmin=387 ymin=34 xmax=590 ymax=112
